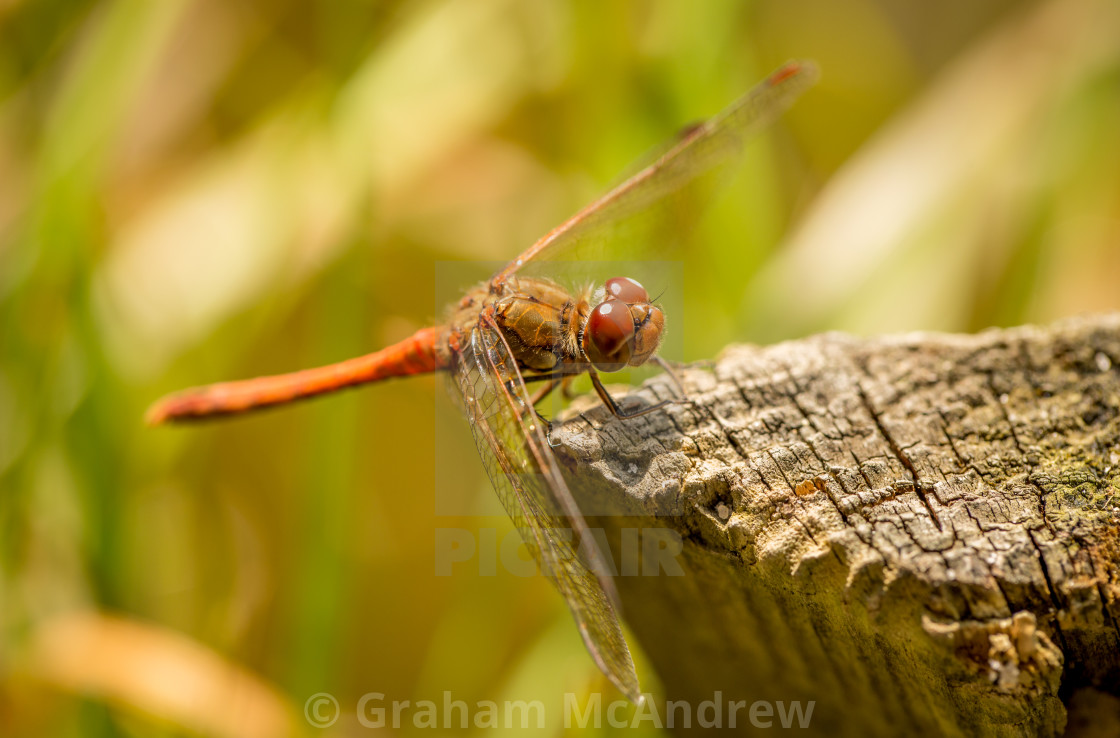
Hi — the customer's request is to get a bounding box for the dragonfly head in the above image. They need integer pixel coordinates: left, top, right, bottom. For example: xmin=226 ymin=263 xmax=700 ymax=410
xmin=581 ymin=277 xmax=664 ymax=372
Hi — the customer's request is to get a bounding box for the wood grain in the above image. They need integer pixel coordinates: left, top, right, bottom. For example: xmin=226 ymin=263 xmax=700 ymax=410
xmin=552 ymin=314 xmax=1120 ymax=737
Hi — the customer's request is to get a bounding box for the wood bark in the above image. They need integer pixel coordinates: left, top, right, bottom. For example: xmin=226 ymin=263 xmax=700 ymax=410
xmin=551 ymin=314 xmax=1120 ymax=737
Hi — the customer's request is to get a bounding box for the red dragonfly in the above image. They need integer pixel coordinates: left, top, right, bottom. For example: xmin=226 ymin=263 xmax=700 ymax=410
xmin=148 ymin=61 xmax=818 ymax=702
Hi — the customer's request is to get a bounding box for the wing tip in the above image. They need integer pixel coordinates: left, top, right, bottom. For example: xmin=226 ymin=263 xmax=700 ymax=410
xmin=611 ymin=667 xmax=643 ymax=705
xmin=769 ymin=59 xmax=821 ymax=88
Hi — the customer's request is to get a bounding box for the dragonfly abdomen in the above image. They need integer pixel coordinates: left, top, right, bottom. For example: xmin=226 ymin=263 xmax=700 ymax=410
xmin=147 ymin=326 xmax=449 ymax=423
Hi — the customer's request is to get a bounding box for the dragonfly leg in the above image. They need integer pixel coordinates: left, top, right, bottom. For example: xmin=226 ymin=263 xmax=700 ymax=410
xmin=545 ymin=421 xmax=561 ymax=448
xmin=532 ymin=407 xmax=558 ymax=447
xmin=527 ymin=402 xmax=560 ymax=448
xmin=588 ymin=368 xmax=674 ymax=420
xmin=516 ymin=373 xmax=582 ymax=446
xmin=508 ymin=373 xmax=566 ymax=408
xmin=527 ymin=377 xmax=560 ymax=408
xmin=506 ymin=376 xmax=559 ymax=443
xmin=654 ymin=355 xmax=689 ymax=401
xmin=520 ymin=372 xmax=563 ymax=385
xmin=560 ymin=375 xmax=578 ymax=400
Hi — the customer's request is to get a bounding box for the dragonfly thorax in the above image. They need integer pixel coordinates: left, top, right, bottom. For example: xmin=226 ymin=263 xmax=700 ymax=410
xmin=479 ymin=275 xmax=663 ymax=376
xmin=486 ymin=277 xmax=588 ymax=373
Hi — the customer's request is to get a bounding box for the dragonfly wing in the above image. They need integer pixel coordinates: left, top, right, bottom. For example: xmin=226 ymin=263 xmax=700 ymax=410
xmin=454 ymin=313 xmax=640 ymax=702
xmin=493 ymin=60 xmax=818 ymax=286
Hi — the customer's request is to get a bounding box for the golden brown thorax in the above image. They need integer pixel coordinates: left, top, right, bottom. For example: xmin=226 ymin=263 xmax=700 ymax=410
xmin=493 ymin=278 xmax=588 ymax=372
xmin=448 ymin=275 xmax=663 ymax=376
xmin=446 ymin=278 xmax=587 ymax=372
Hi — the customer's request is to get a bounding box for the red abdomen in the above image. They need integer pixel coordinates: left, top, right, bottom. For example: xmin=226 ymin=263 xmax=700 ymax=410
xmin=147 ymin=326 xmax=449 ymax=423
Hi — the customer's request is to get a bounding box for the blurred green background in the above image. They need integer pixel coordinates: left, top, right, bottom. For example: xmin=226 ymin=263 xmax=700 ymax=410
xmin=1 ymin=0 xmax=1118 ymax=735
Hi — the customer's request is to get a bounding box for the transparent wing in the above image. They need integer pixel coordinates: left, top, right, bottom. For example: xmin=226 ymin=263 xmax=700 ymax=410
xmin=454 ymin=312 xmax=640 ymax=702
xmin=492 ymin=60 xmax=818 ymax=287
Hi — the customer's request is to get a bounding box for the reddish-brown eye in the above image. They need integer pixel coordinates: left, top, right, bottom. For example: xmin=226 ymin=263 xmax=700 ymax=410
xmin=583 ymin=299 xmax=635 ymax=372
xmin=605 ymin=277 xmax=648 ymax=304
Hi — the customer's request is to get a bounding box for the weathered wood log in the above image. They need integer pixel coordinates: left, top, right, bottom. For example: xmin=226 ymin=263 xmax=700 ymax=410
xmin=552 ymin=314 xmax=1120 ymax=737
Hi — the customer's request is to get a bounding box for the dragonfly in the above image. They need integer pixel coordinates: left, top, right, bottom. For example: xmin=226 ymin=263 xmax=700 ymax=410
xmin=147 ymin=61 xmax=818 ymax=703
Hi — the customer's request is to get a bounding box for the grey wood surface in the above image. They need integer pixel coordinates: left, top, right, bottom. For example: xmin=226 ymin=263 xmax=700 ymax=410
xmin=552 ymin=314 xmax=1120 ymax=737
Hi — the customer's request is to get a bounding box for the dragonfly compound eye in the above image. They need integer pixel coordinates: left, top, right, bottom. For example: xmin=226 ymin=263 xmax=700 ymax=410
xmin=604 ymin=277 xmax=649 ymax=304
xmin=628 ymin=303 xmax=664 ymax=367
xmin=583 ymin=299 xmax=636 ymax=372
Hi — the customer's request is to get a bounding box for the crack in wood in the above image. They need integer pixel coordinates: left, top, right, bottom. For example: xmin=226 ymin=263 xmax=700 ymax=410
xmin=856 ymin=380 xmax=945 ymax=531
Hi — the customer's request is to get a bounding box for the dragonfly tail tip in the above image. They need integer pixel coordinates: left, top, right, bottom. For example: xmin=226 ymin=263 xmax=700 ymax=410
xmin=145 ymin=400 xmax=171 ymax=426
